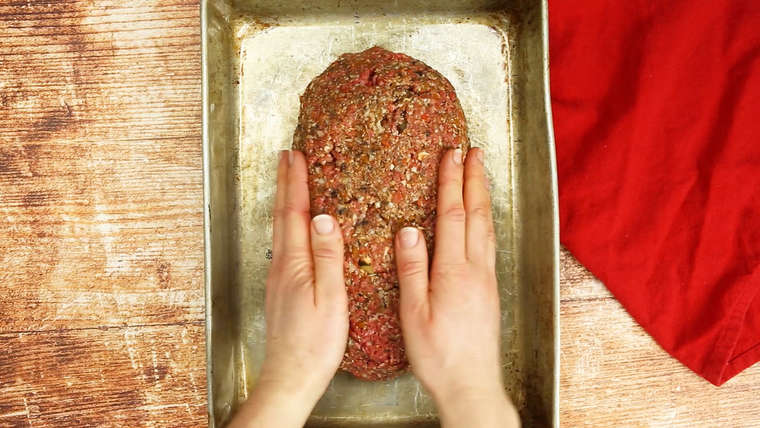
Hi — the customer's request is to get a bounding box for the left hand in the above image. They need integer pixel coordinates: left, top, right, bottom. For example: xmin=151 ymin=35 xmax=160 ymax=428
xmin=229 ymin=150 xmax=349 ymax=428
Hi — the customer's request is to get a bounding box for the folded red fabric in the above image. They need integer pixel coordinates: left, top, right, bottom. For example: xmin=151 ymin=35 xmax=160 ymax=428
xmin=550 ymin=0 xmax=760 ymax=385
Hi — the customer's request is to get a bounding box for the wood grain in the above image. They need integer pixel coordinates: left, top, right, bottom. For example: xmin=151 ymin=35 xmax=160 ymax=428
xmin=0 ymin=324 xmax=206 ymax=427
xmin=1 ymin=1 xmax=206 ymax=427
xmin=1 ymin=1 xmax=759 ymax=427
xmin=1 ymin=0 xmax=203 ymax=331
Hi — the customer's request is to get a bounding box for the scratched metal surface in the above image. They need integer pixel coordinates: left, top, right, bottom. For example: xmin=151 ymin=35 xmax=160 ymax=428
xmin=202 ymin=0 xmax=558 ymax=427
xmin=239 ymin=14 xmax=515 ymax=426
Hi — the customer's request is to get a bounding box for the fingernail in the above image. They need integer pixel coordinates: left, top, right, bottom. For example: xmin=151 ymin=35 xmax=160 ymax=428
xmin=452 ymin=149 xmax=463 ymax=165
xmin=288 ymin=150 xmax=295 ymax=165
xmin=280 ymin=150 xmax=288 ymax=163
xmin=476 ymin=149 xmax=484 ymax=163
xmin=312 ymin=214 xmax=334 ymax=235
xmin=399 ymin=227 xmax=419 ymax=248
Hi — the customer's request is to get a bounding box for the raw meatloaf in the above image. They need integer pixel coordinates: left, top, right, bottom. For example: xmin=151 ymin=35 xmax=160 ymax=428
xmin=293 ymin=46 xmax=469 ymax=380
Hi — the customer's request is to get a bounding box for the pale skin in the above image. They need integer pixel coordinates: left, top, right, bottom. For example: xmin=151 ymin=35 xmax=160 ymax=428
xmin=229 ymin=148 xmax=520 ymax=428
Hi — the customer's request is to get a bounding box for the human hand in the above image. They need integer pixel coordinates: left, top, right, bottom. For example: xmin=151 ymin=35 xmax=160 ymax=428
xmin=394 ymin=148 xmax=520 ymax=427
xmin=229 ymin=150 xmax=348 ymax=428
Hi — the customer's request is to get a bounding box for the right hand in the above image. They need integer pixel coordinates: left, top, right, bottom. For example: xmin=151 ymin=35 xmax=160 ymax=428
xmin=394 ymin=148 xmax=520 ymax=428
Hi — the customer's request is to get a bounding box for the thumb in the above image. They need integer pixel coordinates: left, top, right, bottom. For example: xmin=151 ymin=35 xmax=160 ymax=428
xmin=395 ymin=227 xmax=430 ymax=321
xmin=310 ymin=214 xmax=347 ymax=308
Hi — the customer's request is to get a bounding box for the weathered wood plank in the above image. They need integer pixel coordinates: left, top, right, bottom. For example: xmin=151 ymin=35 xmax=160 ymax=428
xmin=1 ymin=2 xmax=207 ymax=426
xmin=0 ymin=0 xmax=203 ymax=332
xmin=0 ymin=324 xmax=207 ymax=427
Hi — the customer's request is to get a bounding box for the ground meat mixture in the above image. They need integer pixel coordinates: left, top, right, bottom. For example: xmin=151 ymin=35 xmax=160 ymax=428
xmin=293 ymin=46 xmax=469 ymax=380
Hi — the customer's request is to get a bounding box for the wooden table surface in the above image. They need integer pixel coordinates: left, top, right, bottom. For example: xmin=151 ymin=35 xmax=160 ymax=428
xmin=1 ymin=1 xmax=758 ymax=427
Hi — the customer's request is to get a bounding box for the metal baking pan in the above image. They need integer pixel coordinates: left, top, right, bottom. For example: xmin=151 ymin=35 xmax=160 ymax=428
xmin=202 ymin=0 xmax=559 ymax=426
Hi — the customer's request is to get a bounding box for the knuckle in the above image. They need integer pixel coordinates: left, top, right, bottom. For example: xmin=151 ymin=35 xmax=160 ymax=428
xmin=486 ymin=226 xmax=496 ymax=244
xmin=467 ymin=205 xmax=491 ymax=222
xmin=282 ymin=255 xmax=310 ymax=272
xmin=432 ymin=262 xmax=468 ymax=279
xmin=486 ymin=228 xmax=497 ymax=247
xmin=273 ymin=204 xmax=302 ymax=221
xmin=312 ymin=246 xmax=340 ymax=261
xmin=441 ymin=205 xmax=467 ymax=223
xmin=282 ymin=204 xmax=303 ymax=218
xmin=288 ymin=267 xmax=313 ymax=289
xmin=272 ymin=259 xmax=314 ymax=290
xmin=400 ymin=299 xmax=428 ymax=321
xmin=397 ymin=258 xmax=428 ymax=279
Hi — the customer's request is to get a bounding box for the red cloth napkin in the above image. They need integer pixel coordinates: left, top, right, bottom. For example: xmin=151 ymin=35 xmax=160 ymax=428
xmin=550 ymin=0 xmax=760 ymax=385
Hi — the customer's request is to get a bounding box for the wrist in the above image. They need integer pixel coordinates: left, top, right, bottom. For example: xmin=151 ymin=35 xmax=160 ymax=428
xmin=231 ymin=379 xmax=318 ymax=428
xmin=229 ymin=365 xmax=329 ymax=428
xmin=432 ymin=382 xmax=519 ymax=428
xmin=429 ymin=372 xmax=504 ymax=406
xmin=256 ymin=363 xmax=328 ymax=405
xmin=259 ymin=349 xmax=339 ymax=400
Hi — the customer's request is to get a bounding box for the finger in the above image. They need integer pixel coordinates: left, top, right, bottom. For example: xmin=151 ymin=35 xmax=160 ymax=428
xmin=283 ymin=150 xmax=312 ymax=258
xmin=271 ymin=150 xmax=289 ymax=264
xmin=464 ymin=148 xmax=496 ymax=267
xmin=310 ymin=214 xmax=347 ymax=307
xmin=395 ymin=227 xmax=430 ymax=322
xmin=434 ymin=148 xmax=466 ymax=264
